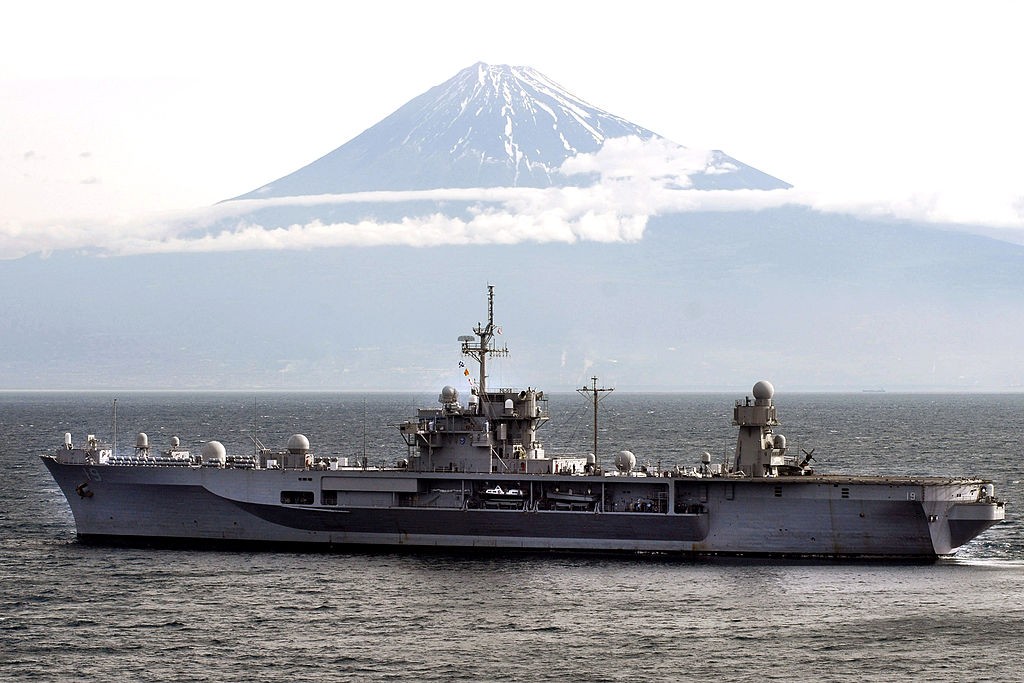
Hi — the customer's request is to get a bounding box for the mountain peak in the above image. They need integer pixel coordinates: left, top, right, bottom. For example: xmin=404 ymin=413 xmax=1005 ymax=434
xmin=234 ymin=63 xmax=789 ymax=200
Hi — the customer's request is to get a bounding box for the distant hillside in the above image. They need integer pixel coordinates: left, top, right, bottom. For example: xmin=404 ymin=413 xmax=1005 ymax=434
xmin=3 ymin=207 xmax=1022 ymax=391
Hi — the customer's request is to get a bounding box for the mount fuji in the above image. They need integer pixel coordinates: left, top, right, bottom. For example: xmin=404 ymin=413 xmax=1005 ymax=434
xmin=3 ymin=63 xmax=1024 ymax=392
xmin=231 ymin=62 xmax=789 ymax=201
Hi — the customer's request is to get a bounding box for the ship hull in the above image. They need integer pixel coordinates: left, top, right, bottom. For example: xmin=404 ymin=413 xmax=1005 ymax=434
xmin=42 ymin=457 xmax=1003 ymax=559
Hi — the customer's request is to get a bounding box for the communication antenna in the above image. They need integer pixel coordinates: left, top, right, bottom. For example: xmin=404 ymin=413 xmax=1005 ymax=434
xmin=247 ymin=399 xmax=273 ymax=460
xmin=252 ymin=397 xmax=260 ymax=457
xmin=112 ymin=398 xmax=118 ymax=458
xmin=460 ymin=285 xmax=509 ymax=396
xmin=577 ymin=376 xmax=613 ymax=466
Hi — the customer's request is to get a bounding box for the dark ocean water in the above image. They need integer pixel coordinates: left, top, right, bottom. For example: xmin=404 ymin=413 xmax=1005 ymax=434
xmin=1 ymin=392 xmax=1021 ymax=682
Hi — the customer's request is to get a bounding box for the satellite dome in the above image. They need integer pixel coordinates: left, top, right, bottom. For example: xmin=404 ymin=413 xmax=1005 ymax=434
xmin=135 ymin=432 xmax=149 ymax=448
xmin=201 ymin=441 xmax=226 ymax=464
xmin=615 ymin=450 xmax=637 ymax=472
xmin=287 ymin=434 xmax=311 ymax=453
xmin=752 ymin=380 xmax=775 ymax=400
xmin=439 ymin=385 xmax=459 ymax=404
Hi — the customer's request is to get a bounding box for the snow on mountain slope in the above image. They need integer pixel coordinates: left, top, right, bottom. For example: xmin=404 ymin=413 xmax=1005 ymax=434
xmin=233 ymin=62 xmax=789 ymax=199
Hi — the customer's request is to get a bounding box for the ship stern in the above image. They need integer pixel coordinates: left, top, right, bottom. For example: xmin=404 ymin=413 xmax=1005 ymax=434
xmin=946 ymin=500 xmax=1005 ymax=550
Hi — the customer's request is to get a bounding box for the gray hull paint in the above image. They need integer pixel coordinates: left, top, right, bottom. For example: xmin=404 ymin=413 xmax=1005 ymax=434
xmin=43 ymin=458 xmax=998 ymax=558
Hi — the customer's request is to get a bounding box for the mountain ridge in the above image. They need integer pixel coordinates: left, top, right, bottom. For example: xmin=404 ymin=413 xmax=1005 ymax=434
xmin=231 ymin=62 xmax=790 ymax=200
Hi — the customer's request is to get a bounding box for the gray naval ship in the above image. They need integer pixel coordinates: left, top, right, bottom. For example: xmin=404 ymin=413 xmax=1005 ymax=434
xmin=42 ymin=287 xmax=1005 ymax=559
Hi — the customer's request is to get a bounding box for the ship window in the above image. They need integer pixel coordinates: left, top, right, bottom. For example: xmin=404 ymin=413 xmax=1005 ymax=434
xmin=281 ymin=491 xmax=314 ymax=505
xmin=841 ymin=487 xmax=850 ymax=499
xmin=322 ymin=490 xmax=337 ymax=506
xmin=774 ymin=486 xmax=782 ymax=497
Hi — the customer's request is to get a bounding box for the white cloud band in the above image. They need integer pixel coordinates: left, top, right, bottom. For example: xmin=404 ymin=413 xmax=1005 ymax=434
xmin=3 ymin=137 xmax=1024 ymax=259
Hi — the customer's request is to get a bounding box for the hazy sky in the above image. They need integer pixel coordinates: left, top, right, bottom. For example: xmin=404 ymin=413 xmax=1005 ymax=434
xmin=4 ymin=0 xmax=1023 ymax=249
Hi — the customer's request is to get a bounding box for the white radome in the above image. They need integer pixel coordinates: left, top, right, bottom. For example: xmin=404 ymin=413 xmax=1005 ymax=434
xmin=752 ymin=380 xmax=775 ymax=400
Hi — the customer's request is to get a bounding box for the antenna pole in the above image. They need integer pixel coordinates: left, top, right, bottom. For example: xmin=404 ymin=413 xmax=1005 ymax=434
xmin=577 ymin=376 xmax=613 ymax=467
xmin=112 ymin=398 xmax=118 ymax=458
xmin=462 ymin=285 xmax=508 ymax=399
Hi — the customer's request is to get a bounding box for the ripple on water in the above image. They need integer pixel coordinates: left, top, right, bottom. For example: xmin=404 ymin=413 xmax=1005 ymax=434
xmin=1 ymin=392 xmax=1021 ymax=682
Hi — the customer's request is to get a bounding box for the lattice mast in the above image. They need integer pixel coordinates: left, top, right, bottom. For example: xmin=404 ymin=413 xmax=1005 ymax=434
xmin=461 ymin=285 xmax=508 ymax=397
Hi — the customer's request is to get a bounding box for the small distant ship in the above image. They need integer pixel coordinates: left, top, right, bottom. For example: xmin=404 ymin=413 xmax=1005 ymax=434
xmin=41 ymin=288 xmax=1005 ymax=559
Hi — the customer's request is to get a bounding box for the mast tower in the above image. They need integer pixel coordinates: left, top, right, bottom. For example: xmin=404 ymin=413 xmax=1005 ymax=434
xmin=461 ymin=285 xmax=508 ymax=397
xmin=577 ymin=376 xmax=613 ymax=466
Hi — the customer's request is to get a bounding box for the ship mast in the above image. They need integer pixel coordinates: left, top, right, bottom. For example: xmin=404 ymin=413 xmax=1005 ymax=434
xmin=461 ymin=285 xmax=508 ymax=398
xmin=577 ymin=376 xmax=613 ymax=464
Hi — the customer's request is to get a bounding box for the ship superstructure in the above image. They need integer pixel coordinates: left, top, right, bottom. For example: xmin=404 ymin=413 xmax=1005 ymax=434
xmin=400 ymin=287 xmax=582 ymax=478
xmin=41 ymin=288 xmax=1005 ymax=558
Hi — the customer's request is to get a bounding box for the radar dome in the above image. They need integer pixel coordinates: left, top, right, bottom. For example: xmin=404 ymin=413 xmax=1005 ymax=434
xmin=201 ymin=441 xmax=226 ymax=464
xmin=615 ymin=450 xmax=637 ymax=472
xmin=287 ymin=434 xmax=311 ymax=453
xmin=752 ymin=380 xmax=775 ymax=400
xmin=135 ymin=432 xmax=149 ymax=448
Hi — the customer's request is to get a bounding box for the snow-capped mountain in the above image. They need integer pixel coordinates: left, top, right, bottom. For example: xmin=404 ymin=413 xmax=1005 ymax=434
xmin=233 ymin=62 xmax=789 ymax=199
xmin=7 ymin=69 xmax=1024 ymax=393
